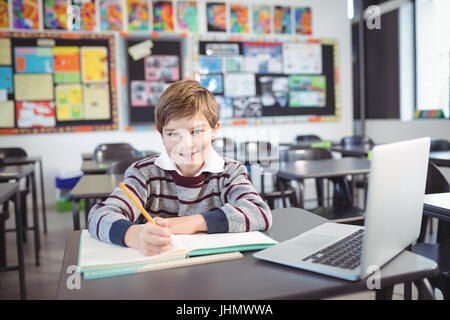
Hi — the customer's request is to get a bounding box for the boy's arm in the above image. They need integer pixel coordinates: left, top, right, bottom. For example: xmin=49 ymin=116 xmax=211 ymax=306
xmin=203 ymin=162 xmax=273 ymax=233
xmin=87 ymin=163 xmax=150 ymax=246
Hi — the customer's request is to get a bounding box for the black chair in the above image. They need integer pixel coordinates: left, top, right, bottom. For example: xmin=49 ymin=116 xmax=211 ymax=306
xmin=279 ymin=148 xmax=365 ymax=224
xmin=430 ymin=139 xmax=449 ymax=152
xmin=106 ymin=157 xmax=146 ymax=175
xmin=340 ymin=136 xmax=375 ymax=148
xmin=0 ymin=148 xmax=30 ymax=241
xmin=92 ymin=143 xmax=145 ymax=163
xmin=296 ymin=135 xmax=322 ymax=144
xmin=410 ymin=161 xmax=450 ymax=299
xmin=212 ymin=137 xmax=236 ymax=159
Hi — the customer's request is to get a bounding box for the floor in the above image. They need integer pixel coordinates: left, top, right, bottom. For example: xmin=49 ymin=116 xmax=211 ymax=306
xmin=0 ymin=202 xmax=442 ymax=300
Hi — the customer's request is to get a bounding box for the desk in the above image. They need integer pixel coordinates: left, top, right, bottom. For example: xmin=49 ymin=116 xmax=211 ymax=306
xmin=80 ymin=160 xmax=113 ymax=175
xmin=0 ymin=164 xmax=40 ymax=265
xmin=423 ymin=193 xmax=450 ymax=222
xmin=1 ymin=156 xmax=47 ymax=233
xmin=56 ymin=207 xmax=438 ymax=300
xmin=277 ymin=158 xmax=371 ymax=208
xmin=429 ymin=151 xmax=450 ymax=167
xmin=70 ymin=174 xmax=123 ymax=230
xmin=331 ymin=145 xmax=372 ymax=158
xmin=0 ymin=183 xmax=25 ymax=299
xmin=81 ymin=150 xmax=158 ymax=161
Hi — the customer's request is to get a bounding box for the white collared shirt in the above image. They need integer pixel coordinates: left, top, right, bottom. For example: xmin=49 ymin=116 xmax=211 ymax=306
xmin=154 ymin=146 xmax=225 ymax=176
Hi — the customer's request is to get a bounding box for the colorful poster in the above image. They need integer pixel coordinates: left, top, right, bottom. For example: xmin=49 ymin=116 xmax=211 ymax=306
xmin=243 ymin=42 xmax=282 ymax=74
xmin=130 ymin=81 xmax=169 ymax=106
xmin=223 ymin=56 xmax=243 ymax=72
xmin=233 ymin=97 xmax=262 ymax=118
xmin=224 ymin=73 xmax=255 ymax=97
xmin=16 ymin=101 xmax=56 ymax=127
xmin=127 ymin=0 xmax=149 ymax=31
xmin=83 ymin=83 xmax=111 ymax=119
xmin=288 ymin=75 xmax=326 ymax=107
xmin=14 ymin=74 xmax=54 ymax=101
xmin=283 ymin=43 xmax=322 ymax=74
xmin=81 ymin=47 xmax=108 ymax=83
xmin=99 ymin=0 xmax=123 ymax=31
xmin=0 ymin=39 xmax=12 ymax=65
xmin=14 ymin=47 xmax=54 ymax=73
xmin=44 ymin=0 xmax=67 ymax=30
xmin=177 ymin=1 xmax=198 ymax=32
xmin=55 ymin=84 xmax=83 ymax=120
xmin=13 ymin=0 xmax=40 ymax=29
xmin=0 ymin=0 xmax=9 ymax=28
xmin=72 ymin=0 xmax=96 ymax=31
xmin=257 ymin=75 xmax=289 ymax=107
xmin=230 ymin=4 xmax=249 ymax=33
xmin=200 ymin=74 xmax=223 ymax=94
xmin=205 ymin=43 xmax=239 ymax=56
xmin=274 ymin=6 xmax=291 ymax=34
xmin=153 ymin=1 xmax=174 ymax=32
xmin=199 ymin=55 xmax=221 ymax=74
xmin=53 ymin=46 xmax=81 ymax=83
xmin=0 ymin=101 xmax=14 ymax=127
xmin=145 ymin=55 xmax=179 ymax=81
xmin=215 ymin=96 xmax=233 ymax=119
xmin=0 ymin=67 xmax=13 ymax=93
xmin=253 ymin=5 xmax=271 ymax=34
xmin=206 ymin=2 xmax=226 ymax=32
xmin=295 ymin=7 xmax=312 ymax=35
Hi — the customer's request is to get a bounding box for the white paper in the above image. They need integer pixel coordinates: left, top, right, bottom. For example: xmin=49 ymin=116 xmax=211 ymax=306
xmin=224 ymin=73 xmax=256 ymax=97
xmin=283 ymin=43 xmax=323 ymax=74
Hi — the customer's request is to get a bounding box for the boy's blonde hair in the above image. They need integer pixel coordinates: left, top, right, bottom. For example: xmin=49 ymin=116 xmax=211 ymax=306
xmin=154 ymin=79 xmax=219 ymax=134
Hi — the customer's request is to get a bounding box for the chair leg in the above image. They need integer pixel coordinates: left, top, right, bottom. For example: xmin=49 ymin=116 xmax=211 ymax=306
xmin=0 ymin=219 xmax=6 ymax=267
xmin=20 ymin=192 xmax=27 ymax=242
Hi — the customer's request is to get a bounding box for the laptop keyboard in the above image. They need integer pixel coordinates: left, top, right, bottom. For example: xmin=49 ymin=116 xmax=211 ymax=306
xmin=302 ymin=229 xmax=364 ymax=270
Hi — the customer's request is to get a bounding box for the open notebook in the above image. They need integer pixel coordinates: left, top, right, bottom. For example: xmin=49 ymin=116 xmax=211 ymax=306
xmin=78 ymin=230 xmax=277 ymax=279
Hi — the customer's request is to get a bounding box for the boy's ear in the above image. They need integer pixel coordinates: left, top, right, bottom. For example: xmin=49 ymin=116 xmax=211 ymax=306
xmin=212 ymin=121 xmax=220 ymax=140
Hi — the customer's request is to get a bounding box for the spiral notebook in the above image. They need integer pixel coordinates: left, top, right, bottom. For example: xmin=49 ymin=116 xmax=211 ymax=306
xmin=77 ymin=230 xmax=277 ymax=279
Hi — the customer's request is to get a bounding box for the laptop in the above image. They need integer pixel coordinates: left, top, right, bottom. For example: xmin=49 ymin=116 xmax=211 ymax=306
xmin=254 ymin=137 xmax=430 ymax=281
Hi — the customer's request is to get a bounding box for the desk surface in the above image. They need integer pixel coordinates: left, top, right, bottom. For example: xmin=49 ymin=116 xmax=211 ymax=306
xmin=0 ymin=164 xmax=35 ymax=180
xmin=423 ymin=192 xmax=450 ymax=222
xmin=56 ymin=207 xmax=438 ymax=300
xmin=0 ymin=182 xmax=19 ymax=203
xmin=277 ymin=157 xmax=371 ymax=180
xmin=429 ymin=151 xmax=450 ymax=167
xmin=71 ymin=174 xmax=123 ymax=199
xmin=1 ymin=156 xmax=41 ymax=165
xmin=331 ymin=145 xmax=372 ymax=157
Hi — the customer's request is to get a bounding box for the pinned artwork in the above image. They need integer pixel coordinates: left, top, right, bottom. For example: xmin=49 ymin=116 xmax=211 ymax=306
xmin=177 ymin=1 xmax=198 ymax=33
xmin=53 ymin=46 xmax=81 ymax=83
xmin=253 ymin=5 xmax=271 ymax=34
xmin=295 ymin=7 xmax=312 ymax=35
xmin=99 ymin=0 xmax=123 ymax=31
xmin=16 ymin=101 xmax=56 ymax=128
xmin=274 ymin=6 xmax=291 ymax=34
xmin=127 ymin=0 xmax=149 ymax=31
xmin=14 ymin=47 xmax=54 ymax=73
xmin=0 ymin=0 xmax=9 ymax=28
xmin=71 ymin=0 xmax=96 ymax=31
xmin=44 ymin=0 xmax=67 ymax=30
xmin=81 ymin=47 xmax=108 ymax=83
xmin=153 ymin=1 xmax=174 ymax=32
xmin=13 ymin=0 xmax=40 ymax=29
xmin=206 ymin=2 xmax=226 ymax=32
xmin=230 ymin=4 xmax=249 ymax=33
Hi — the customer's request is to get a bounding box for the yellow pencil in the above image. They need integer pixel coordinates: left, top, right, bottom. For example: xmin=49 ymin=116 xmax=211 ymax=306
xmin=119 ymin=182 xmax=155 ymax=225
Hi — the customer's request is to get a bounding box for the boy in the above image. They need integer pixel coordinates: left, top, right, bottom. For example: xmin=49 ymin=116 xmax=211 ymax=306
xmin=88 ymin=79 xmax=272 ymax=255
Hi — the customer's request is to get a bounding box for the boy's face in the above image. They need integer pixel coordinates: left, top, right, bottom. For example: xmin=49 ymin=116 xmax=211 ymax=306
xmin=162 ymin=112 xmax=219 ymax=176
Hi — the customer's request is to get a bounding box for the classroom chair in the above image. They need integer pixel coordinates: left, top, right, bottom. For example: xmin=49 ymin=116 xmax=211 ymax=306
xmin=295 ymin=134 xmax=322 ymax=144
xmin=93 ymin=143 xmax=145 ymax=163
xmin=212 ymin=137 xmax=236 ymax=159
xmin=106 ymin=157 xmax=147 ymax=175
xmin=279 ymin=148 xmax=365 ymax=224
xmin=430 ymin=139 xmax=449 ymax=152
xmin=410 ymin=161 xmax=450 ymax=299
xmin=340 ymin=136 xmax=375 ymax=148
xmin=0 ymin=148 xmax=30 ymax=241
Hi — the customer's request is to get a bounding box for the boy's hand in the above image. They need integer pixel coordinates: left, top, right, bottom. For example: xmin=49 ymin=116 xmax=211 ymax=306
xmin=124 ymin=217 xmax=172 ymax=256
xmin=167 ymin=214 xmax=207 ymax=234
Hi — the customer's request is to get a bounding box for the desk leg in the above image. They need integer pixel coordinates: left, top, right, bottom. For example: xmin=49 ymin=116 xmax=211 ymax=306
xmin=31 ymin=172 xmax=40 ymax=266
xmin=375 ymin=286 xmax=393 ymax=300
xmin=72 ymin=199 xmax=80 ymax=231
xmin=295 ymin=180 xmax=305 ymax=208
xmin=14 ymin=191 xmax=26 ymax=300
xmin=84 ymin=198 xmax=92 ymax=229
xmin=38 ymin=160 xmax=47 ymax=234
xmin=413 ymin=278 xmax=435 ymax=300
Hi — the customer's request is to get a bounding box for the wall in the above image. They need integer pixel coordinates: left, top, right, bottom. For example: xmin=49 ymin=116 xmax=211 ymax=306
xmin=0 ymin=0 xmax=354 ymax=205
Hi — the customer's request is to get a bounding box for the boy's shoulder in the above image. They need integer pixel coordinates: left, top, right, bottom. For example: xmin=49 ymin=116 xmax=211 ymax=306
xmin=131 ymin=154 xmax=160 ymax=170
xmin=222 ymin=156 xmax=246 ymax=173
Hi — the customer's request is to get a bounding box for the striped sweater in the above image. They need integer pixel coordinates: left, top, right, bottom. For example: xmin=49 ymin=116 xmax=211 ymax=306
xmin=88 ymin=154 xmax=272 ymax=246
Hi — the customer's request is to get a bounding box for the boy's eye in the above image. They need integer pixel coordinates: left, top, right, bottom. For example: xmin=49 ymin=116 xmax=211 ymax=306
xmin=167 ymin=132 xmax=179 ymax=137
xmin=192 ymin=129 xmax=203 ymax=135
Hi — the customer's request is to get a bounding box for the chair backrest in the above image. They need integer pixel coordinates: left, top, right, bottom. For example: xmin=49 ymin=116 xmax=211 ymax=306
xmin=95 ymin=143 xmax=134 ymax=152
xmin=430 ymin=139 xmax=449 ymax=152
xmin=0 ymin=147 xmax=27 ymax=158
xmin=93 ymin=147 xmax=144 ymax=163
xmin=340 ymin=136 xmax=375 ymax=147
xmin=106 ymin=157 xmax=146 ymax=174
xmin=212 ymin=137 xmax=236 ymax=157
xmin=280 ymin=148 xmax=332 ymax=162
xmin=426 ymin=161 xmax=450 ymax=194
xmin=295 ymin=135 xmax=321 ymax=143
xmin=240 ymin=141 xmax=272 ymax=156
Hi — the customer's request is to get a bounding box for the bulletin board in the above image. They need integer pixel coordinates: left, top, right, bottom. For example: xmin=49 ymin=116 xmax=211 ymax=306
xmin=0 ymin=31 xmax=118 ymax=135
xmin=124 ymin=36 xmax=183 ymax=125
xmin=192 ymin=36 xmax=340 ymax=125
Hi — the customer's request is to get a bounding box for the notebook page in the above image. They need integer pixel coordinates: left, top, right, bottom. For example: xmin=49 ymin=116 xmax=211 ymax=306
xmin=78 ymin=230 xmax=187 ymax=270
xmin=175 ymin=231 xmax=278 ymax=253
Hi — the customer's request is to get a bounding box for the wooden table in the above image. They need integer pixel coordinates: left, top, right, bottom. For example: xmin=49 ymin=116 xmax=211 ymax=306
xmin=56 ymin=207 xmax=438 ymax=300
